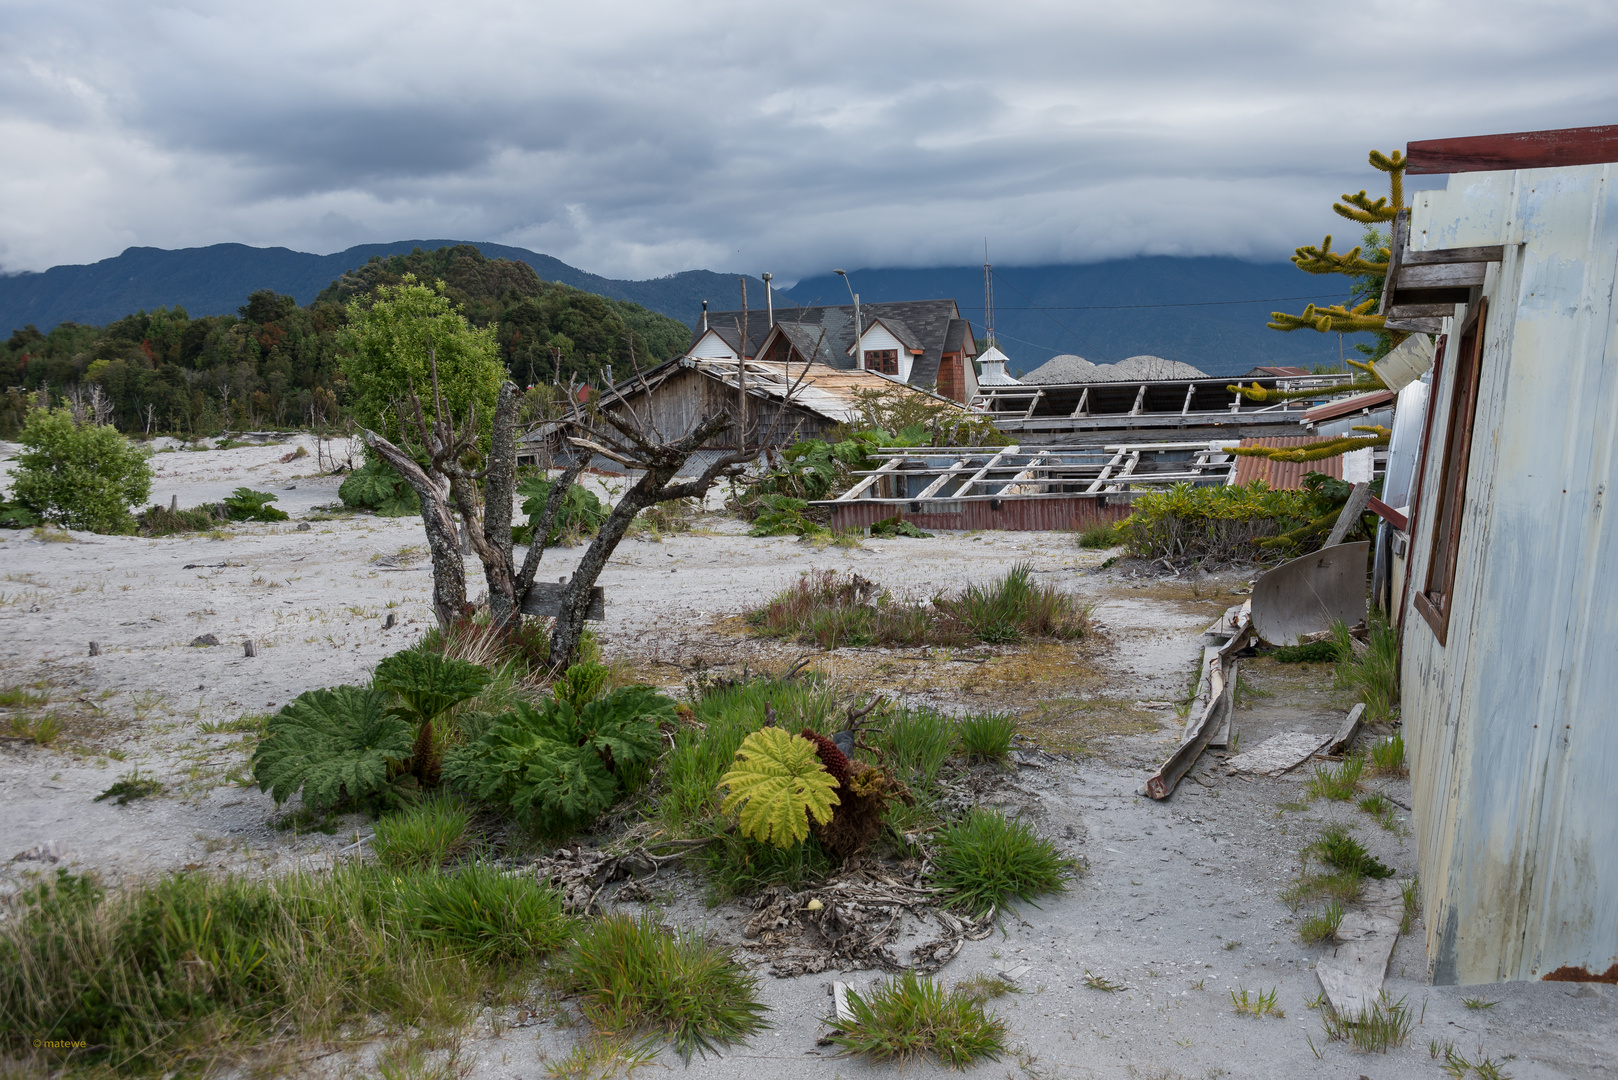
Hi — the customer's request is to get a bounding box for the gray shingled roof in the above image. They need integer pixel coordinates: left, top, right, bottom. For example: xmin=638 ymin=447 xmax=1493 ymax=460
xmin=690 ymin=299 xmax=973 ymax=390
xmin=1020 ymin=353 xmax=1207 ymax=384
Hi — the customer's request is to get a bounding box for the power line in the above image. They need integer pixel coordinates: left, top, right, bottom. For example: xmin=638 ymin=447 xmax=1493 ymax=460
xmin=957 ymin=292 xmax=1356 ymax=313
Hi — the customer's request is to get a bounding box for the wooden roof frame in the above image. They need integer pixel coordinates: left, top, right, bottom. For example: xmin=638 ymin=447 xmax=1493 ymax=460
xmin=1407 ymin=124 xmax=1618 ymax=175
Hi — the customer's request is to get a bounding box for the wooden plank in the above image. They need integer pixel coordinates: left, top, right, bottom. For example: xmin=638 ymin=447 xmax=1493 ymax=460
xmin=915 ymin=457 xmax=974 ymax=499
xmin=520 ymin=582 xmax=605 ymax=620
xmin=1407 ymin=123 xmax=1618 ymax=174
xmin=1365 ymin=495 xmax=1407 ymax=531
xmin=1324 ymin=482 xmax=1372 ymax=548
xmin=1395 ymin=262 xmax=1486 ymax=290
xmin=1327 ymin=703 xmax=1367 ymax=756
xmin=1316 ymin=914 xmax=1398 ymax=1021
xmin=1385 ymin=302 xmax=1461 ymax=319
xmin=1146 ymin=613 xmax=1252 ymax=799
xmin=1226 ymin=731 xmax=1333 ymax=776
xmin=1403 ymin=245 xmax=1504 ymax=266
xmin=1383 ymin=316 xmax=1446 ymax=334
xmin=1378 ymin=209 xmax=1410 ymax=317
xmin=837 ymin=457 xmax=903 ymax=500
xmin=1070 ymin=386 xmax=1090 ymax=418
xmin=954 ymin=444 xmax=1019 ymax=497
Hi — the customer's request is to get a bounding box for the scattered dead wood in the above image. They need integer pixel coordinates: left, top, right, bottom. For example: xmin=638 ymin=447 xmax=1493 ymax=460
xmin=1146 ymin=605 xmax=1252 ymax=799
xmin=523 ymin=839 xmax=714 ymax=914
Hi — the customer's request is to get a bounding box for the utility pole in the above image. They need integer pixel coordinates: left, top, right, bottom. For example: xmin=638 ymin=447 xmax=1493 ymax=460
xmin=983 ymin=240 xmax=996 ymax=349
xmin=834 ymin=269 xmax=861 ymax=369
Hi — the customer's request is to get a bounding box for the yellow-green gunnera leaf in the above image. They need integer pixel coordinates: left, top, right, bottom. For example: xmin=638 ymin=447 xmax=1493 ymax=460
xmin=718 ymin=728 xmax=840 ymax=848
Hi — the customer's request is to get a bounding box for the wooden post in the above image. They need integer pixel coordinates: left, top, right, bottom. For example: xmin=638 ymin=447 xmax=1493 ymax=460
xmin=244 ymin=640 xmax=258 ymax=658
xmin=384 ymin=613 xmax=397 ymax=629
xmin=88 ymin=641 xmax=101 ymax=656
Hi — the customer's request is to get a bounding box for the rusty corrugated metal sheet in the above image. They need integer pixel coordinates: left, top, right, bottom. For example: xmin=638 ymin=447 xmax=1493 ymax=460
xmin=828 ymin=495 xmax=1135 ymax=533
xmin=1231 ymin=437 xmax=1345 ymax=490
xmin=1401 ymin=163 xmax=1618 ymax=986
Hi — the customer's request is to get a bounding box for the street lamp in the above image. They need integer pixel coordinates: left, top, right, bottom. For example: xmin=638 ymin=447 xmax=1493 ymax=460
xmin=834 ymin=269 xmax=862 ymax=370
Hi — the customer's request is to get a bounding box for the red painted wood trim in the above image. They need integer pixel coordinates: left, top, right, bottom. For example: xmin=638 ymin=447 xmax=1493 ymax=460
xmin=1407 ymin=125 xmax=1618 ymax=174
xmin=1366 ymin=495 xmax=1407 ymax=532
xmin=1301 ymin=389 xmax=1396 ymax=424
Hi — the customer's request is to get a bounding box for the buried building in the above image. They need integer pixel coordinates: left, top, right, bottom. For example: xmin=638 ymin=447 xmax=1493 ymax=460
xmin=1385 ymin=125 xmax=1618 ymax=985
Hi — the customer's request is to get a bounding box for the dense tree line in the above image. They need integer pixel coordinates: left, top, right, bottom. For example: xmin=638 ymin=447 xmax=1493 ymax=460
xmin=0 ymin=245 xmax=692 ymax=439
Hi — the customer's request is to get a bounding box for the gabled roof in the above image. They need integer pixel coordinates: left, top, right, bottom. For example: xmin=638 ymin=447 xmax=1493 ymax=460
xmin=690 ymin=299 xmax=974 ymax=391
xmin=845 ymin=315 xmax=924 ymax=355
xmin=605 ymin=353 xmax=975 ymax=426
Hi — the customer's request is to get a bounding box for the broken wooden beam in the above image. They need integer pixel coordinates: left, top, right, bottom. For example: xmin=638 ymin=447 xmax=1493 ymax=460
xmin=1327 ymin=703 xmax=1367 ymax=756
xmin=1147 ymin=610 xmax=1251 ymax=799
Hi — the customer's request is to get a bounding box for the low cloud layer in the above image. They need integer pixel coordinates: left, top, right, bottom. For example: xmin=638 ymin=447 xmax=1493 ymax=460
xmin=3 ymin=0 xmax=1615 ymax=279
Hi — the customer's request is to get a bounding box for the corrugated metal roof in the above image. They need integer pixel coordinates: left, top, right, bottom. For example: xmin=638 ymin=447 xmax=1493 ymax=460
xmin=1232 ymin=436 xmax=1344 ymax=490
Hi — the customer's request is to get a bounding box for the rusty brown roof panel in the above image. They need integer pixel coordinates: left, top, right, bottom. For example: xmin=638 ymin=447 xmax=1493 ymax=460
xmin=1233 ymin=437 xmax=1344 ymax=491
xmin=1302 ymin=389 xmax=1396 ymax=424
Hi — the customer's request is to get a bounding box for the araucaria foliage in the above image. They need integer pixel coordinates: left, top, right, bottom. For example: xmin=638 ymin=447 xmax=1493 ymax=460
xmin=719 ymin=727 xmax=841 ymax=848
xmin=251 ymin=686 xmax=414 ymax=809
xmin=443 ymin=685 xmax=673 ymax=828
xmin=9 ymin=407 xmax=151 ymax=533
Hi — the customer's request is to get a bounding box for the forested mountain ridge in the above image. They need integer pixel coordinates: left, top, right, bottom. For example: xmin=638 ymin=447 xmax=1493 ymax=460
xmin=0 ymin=240 xmax=769 ymax=335
xmin=0 ymin=246 xmax=692 ymax=438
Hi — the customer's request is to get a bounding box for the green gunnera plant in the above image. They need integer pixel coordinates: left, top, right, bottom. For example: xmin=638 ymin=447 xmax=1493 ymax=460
xmin=718 ymin=727 xmax=841 ymax=849
xmin=443 ymin=685 xmax=674 ymax=829
xmin=338 ymin=456 xmax=421 ymax=516
xmin=251 ymin=686 xmax=414 ymax=810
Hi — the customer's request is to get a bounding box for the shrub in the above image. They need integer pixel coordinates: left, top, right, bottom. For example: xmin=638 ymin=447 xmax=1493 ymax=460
xmin=442 ymin=685 xmax=673 ymax=830
xmin=514 ymin=475 xmax=606 ymax=546
xmin=137 ymin=503 xmax=217 ymax=536
xmin=561 ymin=914 xmax=768 ymax=1062
xmin=827 ymin=969 xmax=1008 ymax=1068
xmin=930 ymin=808 xmax=1074 ymax=916
xmin=0 ymin=500 xmax=40 ymax=529
xmin=748 ymin=494 xmax=828 ymax=537
xmin=373 ymin=794 xmax=472 ymax=869
xmin=252 ymin=686 xmax=414 ymax=810
xmin=8 ymin=407 xmax=152 ymax=533
xmin=338 ymin=456 xmax=420 ymax=516
xmin=959 ymin=713 xmax=1016 ymax=763
xmin=221 ymin=487 xmax=289 ymax=522
xmin=1119 ymin=480 xmax=1321 ymax=563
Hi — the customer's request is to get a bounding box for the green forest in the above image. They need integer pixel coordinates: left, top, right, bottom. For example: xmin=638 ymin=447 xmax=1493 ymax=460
xmin=0 ymin=245 xmax=692 ymax=439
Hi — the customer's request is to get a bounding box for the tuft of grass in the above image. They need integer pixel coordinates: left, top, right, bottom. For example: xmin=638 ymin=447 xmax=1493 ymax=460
xmin=1442 ymin=1045 xmax=1515 ymax=1079
xmin=544 ymin=1032 xmax=660 ymax=1079
xmin=1462 ymin=996 xmax=1499 ymax=1011
xmin=952 ymin=973 xmax=1021 ymax=1005
xmin=958 ymin=713 xmax=1016 ymax=764
xmin=826 ymin=969 xmax=1008 ymax=1069
xmin=1401 ymin=876 xmax=1421 ymax=935
xmin=1298 ymin=899 xmax=1345 ymax=944
xmin=1308 ymin=823 xmax=1396 ymax=879
xmin=1332 ymin=614 xmax=1401 ymax=723
xmin=941 ymin=562 xmax=1090 ymax=643
xmin=561 ymin=914 xmax=767 ymax=1062
xmin=930 ymin=808 xmax=1074 ymax=916
xmin=1074 ymin=522 xmax=1125 ymax=549
xmin=1369 ymin=732 xmax=1407 ymax=775
xmin=1230 ymin=984 xmax=1285 ymax=1018
xmin=198 ymin=713 xmax=270 ymax=736
xmin=0 ymin=685 xmax=49 ymax=708
xmin=695 ymin=831 xmax=832 ymax=900
xmin=94 ymin=769 xmax=163 ymax=804
xmin=1282 ymin=870 xmax=1364 ymax=910
xmin=373 ymin=795 xmax=472 ymax=870
xmin=745 ymin=564 xmax=1088 ymax=649
xmin=0 ymin=864 xmax=571 ymax=1071
xmin=1307 ymin=752 xmax=1365 ymax=801
xmin=1320 ymin=990 xmax=1413 ymax=1053
xmin=8 ymin=712 xmax=62 ymax=745
xmin=1083 ymin=971 xmax=1126 ymax=992
xmin=1271 ymin=640 xmax=1340 ymax=663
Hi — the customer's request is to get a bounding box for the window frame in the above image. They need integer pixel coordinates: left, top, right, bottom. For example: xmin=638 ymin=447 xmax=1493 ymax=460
xmin=1414 ymin=297 xmax=1488 ymax=645
xmin=863 ymin=348 xmax=899 ymax=375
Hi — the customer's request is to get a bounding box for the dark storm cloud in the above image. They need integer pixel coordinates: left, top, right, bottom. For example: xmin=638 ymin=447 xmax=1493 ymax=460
xmin=3 ymin=0 xmax=1616 ymax=278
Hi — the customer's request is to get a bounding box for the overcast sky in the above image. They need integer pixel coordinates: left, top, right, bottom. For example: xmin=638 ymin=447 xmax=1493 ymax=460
xmin=2 ymin=0 xmax=1614 ymax=281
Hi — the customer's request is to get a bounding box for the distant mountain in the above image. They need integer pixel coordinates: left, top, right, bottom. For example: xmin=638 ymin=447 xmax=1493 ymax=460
xmin=0 ymin=240 xmax=768 ymax=334
xmin=2 ymin=241 xmax=1367 ymax=377
xmin=785 ymin=258 xmax=1369 ymax=378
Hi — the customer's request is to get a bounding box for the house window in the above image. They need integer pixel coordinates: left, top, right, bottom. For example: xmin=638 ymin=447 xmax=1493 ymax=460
xmin=864 ymin=349 xmax=898 ymax=375
xmin=1415 ymin=298 xmax=1487 ymax=645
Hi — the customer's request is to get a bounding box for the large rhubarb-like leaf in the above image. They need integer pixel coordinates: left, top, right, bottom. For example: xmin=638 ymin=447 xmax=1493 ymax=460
xmin=719 ymin=728 xmax=840 ymax=848
xmin=252 ymin=686 xmax=413 ymax=808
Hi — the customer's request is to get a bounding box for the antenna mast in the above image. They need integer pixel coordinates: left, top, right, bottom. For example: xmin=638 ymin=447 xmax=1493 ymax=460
xmin=982 ymin=240 xmax=995 ymax=348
